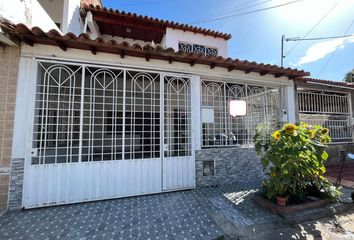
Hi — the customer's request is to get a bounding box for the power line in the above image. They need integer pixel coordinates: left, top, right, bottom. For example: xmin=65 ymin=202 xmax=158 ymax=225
xmin=285 ymin=0 xmax=342 ymax=57
xmin=190 ymin=0 xmax=274 ymax=24
xmin=317 ymin=16 xmax=354 ymax=78
xmin=287 ymin=34 xmax=354 ymax=42
xmin=190 ymin=0 xmax=306 ymax=25
xmin=298 ymin=35 xmax=354 ymax=41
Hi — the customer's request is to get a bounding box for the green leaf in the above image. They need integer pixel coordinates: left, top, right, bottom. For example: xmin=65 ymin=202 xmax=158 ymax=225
xmin=321 ymin=151 xmax=329 ymax=160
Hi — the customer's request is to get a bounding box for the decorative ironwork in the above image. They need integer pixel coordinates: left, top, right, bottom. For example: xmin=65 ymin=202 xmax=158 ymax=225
xmin=178 ymin=42 xmax=193 ymax=54
xmin=298 ymin=90 xmax=352 ymax=143
xmin=201 ymin=80 xmax=280 ymax=147
xmin=206 ymin=47 xmax=218 ymax=57
xmin=193 ymin=44 xmax=206 ymax=55
xmin=32 ymin=61 xmax=194 ymax=165
xmin=178 ymin=42 xmax=218 ymax=56
xmin=32 ymin=63 xmax=82 ymax=164
xmin=164 ymin=76 xmax=192 ymax=158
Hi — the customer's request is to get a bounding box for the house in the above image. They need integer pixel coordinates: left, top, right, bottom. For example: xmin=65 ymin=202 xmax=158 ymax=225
xmin=0 ymin=0 xmax=311 ymax=211
xmin=295 ymin=77 xmax=354 ymax=164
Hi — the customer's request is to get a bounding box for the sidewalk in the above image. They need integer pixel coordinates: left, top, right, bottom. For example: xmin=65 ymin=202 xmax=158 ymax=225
xmin=241 ymin=209 xmax=354 ymax=240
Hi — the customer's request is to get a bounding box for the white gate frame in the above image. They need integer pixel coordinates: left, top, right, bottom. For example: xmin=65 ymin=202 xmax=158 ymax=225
xmin=21 ymin=57 xmax=197 ymax=208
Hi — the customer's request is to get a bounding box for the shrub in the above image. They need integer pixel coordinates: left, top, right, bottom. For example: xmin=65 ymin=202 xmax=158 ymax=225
xmin=254 ymin=122 xmax=341 ymax=202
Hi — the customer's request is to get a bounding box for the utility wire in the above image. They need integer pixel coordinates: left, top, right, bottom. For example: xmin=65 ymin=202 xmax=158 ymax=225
xmin=190 ymin=0 xmax=306 ymax=25
xmin=289 ymin=34 xmax=354 ymax=41
xmin=317 ymin=16 xmax=354 ymax=78
xmin=285 ymin=0 xmax=343 ymax=57
xmin=190 ymin=0 xmax=274 ymax=24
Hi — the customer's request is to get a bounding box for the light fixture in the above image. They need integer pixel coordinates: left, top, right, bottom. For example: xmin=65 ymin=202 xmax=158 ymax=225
xmin=229 ymin=100 xmax=247 ymax=117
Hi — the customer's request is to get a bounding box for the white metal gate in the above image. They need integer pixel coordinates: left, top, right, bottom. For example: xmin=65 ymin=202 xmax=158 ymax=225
xmin=23 ymin=60 xmax=194 ymax=208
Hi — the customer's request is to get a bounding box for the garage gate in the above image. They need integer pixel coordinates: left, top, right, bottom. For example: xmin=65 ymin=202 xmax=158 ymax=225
xmin=23 ymin=60 xmax=195 ymax=208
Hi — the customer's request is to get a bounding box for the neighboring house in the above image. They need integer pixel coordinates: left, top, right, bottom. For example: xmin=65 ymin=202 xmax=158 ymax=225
xmin=295 ymin=77 xmax=354 ymax=164
xmin=0 ymin=0 xmax=310 ymax=211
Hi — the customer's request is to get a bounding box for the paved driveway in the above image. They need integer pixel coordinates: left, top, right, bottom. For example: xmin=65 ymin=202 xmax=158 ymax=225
xmin=0 ymin=181 xmax=282 ymax=240
xmin=0 ymin=190 xmax=223 ymax=240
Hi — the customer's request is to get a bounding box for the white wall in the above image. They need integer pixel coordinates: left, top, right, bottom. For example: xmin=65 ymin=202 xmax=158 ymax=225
xmin=0 ymin=0 xmax=60 ymax=33
xmin=62 ymin=0 xmax=83 ymax=35
xmin=38 ymin=0 xmax=64 ymax=28
xmin=164 ymin=28 xmax=228 ymax=57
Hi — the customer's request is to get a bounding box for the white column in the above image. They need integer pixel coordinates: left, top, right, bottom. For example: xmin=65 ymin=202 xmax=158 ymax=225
xmin=191 ymin=75 xmax=201 ymax=150
xmin=12 ymin=56 xmax=35 ymax=159
xmin=284 ymin=83 xmax=296 ymax=123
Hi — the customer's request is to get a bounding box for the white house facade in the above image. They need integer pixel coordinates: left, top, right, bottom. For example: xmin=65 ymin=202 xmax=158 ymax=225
xmin=0 ymin=0 xmax=310 ymax=210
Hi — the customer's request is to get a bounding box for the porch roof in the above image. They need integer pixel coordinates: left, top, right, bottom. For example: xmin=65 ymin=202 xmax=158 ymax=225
xmin=0 ymin=22 xmax=310 ymax=79
xmin=296 ymin=77 xmax=354 ymax=89
xmin=81 ymin=4 xmax=232 ymax=41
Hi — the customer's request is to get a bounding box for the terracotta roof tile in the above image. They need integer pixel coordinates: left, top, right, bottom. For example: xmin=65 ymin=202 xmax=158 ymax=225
xmin=0 ymin=22 xmax=309 ymax=79
xmin=82 ymin=4 xmax=232 ymax=40
xmin=296 ymin=77 xmax=354 ymax=88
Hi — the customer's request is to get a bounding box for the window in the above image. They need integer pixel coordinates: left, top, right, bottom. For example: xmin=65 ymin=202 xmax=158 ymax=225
xmin=178 ymin=42 xmax=218 ymax=56
xmin=201 ymin=80 xmax=280 ymax=147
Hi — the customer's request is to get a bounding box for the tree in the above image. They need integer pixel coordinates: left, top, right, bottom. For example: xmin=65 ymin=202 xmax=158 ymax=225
xmin=344 ymin=69 xmax=354 ymax=83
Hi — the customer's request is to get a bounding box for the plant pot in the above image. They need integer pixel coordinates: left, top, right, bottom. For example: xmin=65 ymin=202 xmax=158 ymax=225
xmin=276 ymin=196 xmax=287 ymax=206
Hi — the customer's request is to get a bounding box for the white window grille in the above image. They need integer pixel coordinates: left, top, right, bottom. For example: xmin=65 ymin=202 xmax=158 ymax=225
xmin=178 ymin=42 xmax=218 ymax=56
xmin=32 ymin=63 xmax=83 ymax=164
xmin=164 ymin=76 xmax=192 ymax=157
xmin=32 ymin=61 xmax=193 ymax=165
xmin=298 ymin=90 xmax=352 ymax=143
xmin=201 ymin=80 xmax=280 ymax=147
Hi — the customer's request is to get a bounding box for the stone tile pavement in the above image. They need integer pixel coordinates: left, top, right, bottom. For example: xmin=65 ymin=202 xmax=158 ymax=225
xmin=0 ymin=190 xmax=223 ymax=240
xmin=0 ymin=181 xmax=352 ymax=240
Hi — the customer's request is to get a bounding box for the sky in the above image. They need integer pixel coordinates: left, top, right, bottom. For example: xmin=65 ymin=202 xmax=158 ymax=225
xmin=102 ymin=0 xmax=354 ymax=81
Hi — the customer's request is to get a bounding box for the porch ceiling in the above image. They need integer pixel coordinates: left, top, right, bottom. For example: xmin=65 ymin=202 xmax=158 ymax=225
xmin=89 ymin=8 xmax=166 ymax=43
xmin=82 ymin=4 xmax=232 ymax=41
xmin=0 ymin=22 xmax=310 ymax=79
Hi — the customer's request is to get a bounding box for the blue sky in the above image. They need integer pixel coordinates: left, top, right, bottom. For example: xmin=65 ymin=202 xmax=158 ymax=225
xmin=102 ymin=0 xmax=354 ymax=81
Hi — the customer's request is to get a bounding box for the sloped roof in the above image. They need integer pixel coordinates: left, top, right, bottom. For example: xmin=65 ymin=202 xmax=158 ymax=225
xmin=296 ymin=77 xmax=354 ymax=89
xmin=82 ymin=4 xmax=232 ymax=40
xmin=0 ymin=22 xmax=309 ymax=79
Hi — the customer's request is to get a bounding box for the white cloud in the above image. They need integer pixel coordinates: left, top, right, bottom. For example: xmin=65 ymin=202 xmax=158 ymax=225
xmin=297 ymin=35 xmax=354 ymax=65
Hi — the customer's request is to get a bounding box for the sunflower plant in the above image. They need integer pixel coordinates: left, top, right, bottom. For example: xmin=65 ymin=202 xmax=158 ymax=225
xmin=253 ymin=122 xmax=341 ymax=202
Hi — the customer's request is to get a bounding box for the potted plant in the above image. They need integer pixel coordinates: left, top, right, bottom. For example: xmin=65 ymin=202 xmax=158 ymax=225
xmin=254 ymin=122 xmax=340 ymax=205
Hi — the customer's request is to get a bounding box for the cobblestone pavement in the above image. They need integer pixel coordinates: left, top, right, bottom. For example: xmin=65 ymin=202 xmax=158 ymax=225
xmin=0 ymin=181 xmax=279 ymax=240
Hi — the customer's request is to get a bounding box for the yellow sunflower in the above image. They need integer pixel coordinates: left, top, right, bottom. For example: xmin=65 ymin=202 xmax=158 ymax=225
xmin=309 ymin=130 xmax=316 ymax=139
xmin=272 ymin=130 xmax=281 ymax=140
xmin=284 ymin=123 xmax=296 ymax=135
xmin=320 ymin=136 xmax=327 ymax=144
xmin=321 ymin=128 xmax=329 ymax=135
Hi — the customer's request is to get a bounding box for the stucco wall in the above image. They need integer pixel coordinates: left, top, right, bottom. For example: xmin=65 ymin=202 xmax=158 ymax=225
xmin=0 ymin=0 xmax=60 ymax=33
xmin=38 ymin=0 xmax=64 ymax=28
xmin=0 ymin=46 xmax=20 ymax=212
xmin=164 ymin=28 xmax=228 ymax=57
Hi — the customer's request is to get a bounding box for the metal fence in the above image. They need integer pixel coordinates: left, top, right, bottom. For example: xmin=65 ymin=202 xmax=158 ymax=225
xmin=298 ymin=90 xmax=352 ymax=143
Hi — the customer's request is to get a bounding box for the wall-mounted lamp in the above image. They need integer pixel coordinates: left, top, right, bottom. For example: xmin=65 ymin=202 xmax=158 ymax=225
xmin=229 ymin=100 xmax=247 ymax=117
